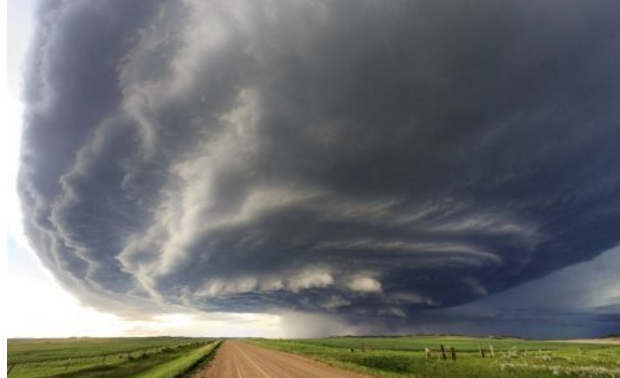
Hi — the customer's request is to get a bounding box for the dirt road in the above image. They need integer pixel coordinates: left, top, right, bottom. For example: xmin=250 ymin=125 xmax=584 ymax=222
xmin=193 ymin=340 xmax=373 ymax=378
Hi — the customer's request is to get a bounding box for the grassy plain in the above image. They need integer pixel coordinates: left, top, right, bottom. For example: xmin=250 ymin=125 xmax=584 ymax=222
xmin=7 ymin=337 xmax=219 ymax=378
xmin=250 ymin=336 xmax=620 ymax=378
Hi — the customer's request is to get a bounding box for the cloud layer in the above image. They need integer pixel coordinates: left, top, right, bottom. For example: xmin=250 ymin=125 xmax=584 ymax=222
xmin=19 ymin=0 xmax=620 ymax=330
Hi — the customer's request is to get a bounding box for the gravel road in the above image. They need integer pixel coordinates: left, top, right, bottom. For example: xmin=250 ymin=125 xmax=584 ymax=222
xmin=192 ymin=340 xmax=373 ymax=378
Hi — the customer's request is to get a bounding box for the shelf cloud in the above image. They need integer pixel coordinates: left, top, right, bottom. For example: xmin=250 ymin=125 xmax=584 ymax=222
xmin=19 ymin=0 xmax=620 ymax=333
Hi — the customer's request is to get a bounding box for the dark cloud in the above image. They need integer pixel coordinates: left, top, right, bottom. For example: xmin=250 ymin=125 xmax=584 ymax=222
xmin=19 ymin=0 xmax=620 ymax=333
xmin=412 ymin=245 xmax=620 ymax=338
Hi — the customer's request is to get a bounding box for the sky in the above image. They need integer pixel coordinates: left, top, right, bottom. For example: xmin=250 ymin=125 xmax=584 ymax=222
xmin=6 ymin=0 xmax=620 ymax=339
xmin=5 ymin=0 xmax=284 ymax=339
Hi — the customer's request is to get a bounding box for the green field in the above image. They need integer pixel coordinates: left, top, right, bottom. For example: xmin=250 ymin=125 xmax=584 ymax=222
xmin=9 ymin=336 xmax=619 ymax=377
xmin=7 ymin=337 xmax=220 ymax=378
xmin=249 ymin=336 xmax=620 ymax=378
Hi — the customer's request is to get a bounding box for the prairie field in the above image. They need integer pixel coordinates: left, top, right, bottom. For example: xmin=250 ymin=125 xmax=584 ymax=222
xmin=7 ymin=337 xmax=219 ymax=378
xmin=8 ymin=336 xmax=619 ymax=378
xmin=250 ymin=336 xmax=620 ymax=378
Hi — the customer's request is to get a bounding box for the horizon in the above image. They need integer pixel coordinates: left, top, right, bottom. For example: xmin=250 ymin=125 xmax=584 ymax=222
xmin=7 ymin=332 xmax=620 ymax=341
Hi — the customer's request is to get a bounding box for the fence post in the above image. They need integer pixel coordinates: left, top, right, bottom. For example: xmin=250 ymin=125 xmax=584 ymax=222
xmin=450 ymin=347 xmax=456 ymax=361
xmin=478 ymin=343 xmax=485 ymax=358
xmin=440 ymin=344 xmax=447 ymax=360
xmin=424 ymin=347 xmax=432 ymax=359
xmin=489 ymin=344 xmax=495 ymax=357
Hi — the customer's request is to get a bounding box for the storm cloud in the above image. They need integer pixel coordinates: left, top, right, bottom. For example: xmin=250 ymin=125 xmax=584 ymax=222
xmin=19 ymin=0 xmax=620 ymax=330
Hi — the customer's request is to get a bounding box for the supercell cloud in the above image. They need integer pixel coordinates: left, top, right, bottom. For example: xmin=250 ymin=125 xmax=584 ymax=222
xmin=19 ymin=0 xmax=620 ymax=329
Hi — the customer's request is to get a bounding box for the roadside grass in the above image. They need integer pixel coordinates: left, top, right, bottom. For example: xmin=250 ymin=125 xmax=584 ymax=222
xmin=249 ymin=337 xmax=620 ymax=378
xmin=134 ymin=341 xmax=221 ymax=378
xmin=7 ymin=337 xmax=217 ymax=378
